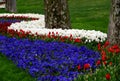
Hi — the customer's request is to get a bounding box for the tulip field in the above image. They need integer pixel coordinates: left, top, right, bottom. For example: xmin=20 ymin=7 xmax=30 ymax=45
xmin=0 ymin=0 xmax=120 ymax=81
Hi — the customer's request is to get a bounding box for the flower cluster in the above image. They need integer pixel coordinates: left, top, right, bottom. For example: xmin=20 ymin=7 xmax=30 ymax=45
xmin=0 ymin=16 xmax=82 ymax=46
xmin=0 ymin=15 xmax=38 ymax=36
xmin=0 ymin=35 xmax=100 ymax=81
xmin=97 ymin=41 xmax=120 ymax=80
xmin=0 ymin=13 xmax=107 ymax=43
xmin=0 ymin=22 xmax=11 ymax=35
xmin=97 ymin=42 xmax=120 ymax=67
xmin=9 ymin=24 xmax=107 ymax=43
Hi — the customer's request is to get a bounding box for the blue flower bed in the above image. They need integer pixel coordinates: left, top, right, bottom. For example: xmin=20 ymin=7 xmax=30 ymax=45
xmin=0 ymin=16 xmax=38 ymax=24
xmin=0 ymin=35 xmax=100 ymax=81
xmin=0 ymin=19 xmax=21 ymax=23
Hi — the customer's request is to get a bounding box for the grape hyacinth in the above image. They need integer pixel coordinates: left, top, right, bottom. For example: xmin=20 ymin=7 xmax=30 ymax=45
xmin=0 ymin=35 xmax=100 ymax=81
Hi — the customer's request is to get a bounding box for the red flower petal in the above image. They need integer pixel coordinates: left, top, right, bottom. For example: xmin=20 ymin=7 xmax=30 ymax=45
xmin=104 ymin=41 xmax=109 ymax=48
xmin=115 ymin=48 xmax=120 ymax=53
xmin=84 ymin=63 xmax=90 ymax=70
xmin=74 ymin=38 xmax=81 ymax=43
xmin=102 ymin=55 xmax=107 ymax=61
xmin=77 ymin=64 xmax=81 ymax=70
xmin=109 ymin=62 xmax=112 ymax=66
xmin=101 ymin=50 xmax=106 ymax=55
xmin=105 ymin=73 xmax=111 ymax=80
xmin=112 ymin=45 xmax=119 ymax=49
xmin=96 ymin=60 xmax=101 ymax=66
xmin=97 ymin=43 xmax=101 ymax=50
xmin=108 ymin=47 xmax=114 ymax=53
xmin=103 ymin=61 xmax=107 ymax=65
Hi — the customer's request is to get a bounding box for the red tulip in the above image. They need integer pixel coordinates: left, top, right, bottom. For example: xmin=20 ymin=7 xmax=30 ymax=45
xmin=20 ymin=29 xmax=24 ymax=33
xmin=103 ymin=61 xmax=107 ymax=65
xmin=104 ymin=41 xmax=109 ymax=48
xmin=70 ymin=34 xmax=72 ymax=38
xmin=47 ymin=34 xmax=51 ymax=38
xmin=52 ymin=32 xmax=54 ymax=35
xmin=56 ymin=32 xmax=58 ymax=34
xmin=84 ymin=63 xmax=90 ymax=70
xmin=105 ymin=73 xmax=111 ymax=80
xmin=111 ymin=45 xmax=119 ymax=49
xmin=108 ymin=47 xmax=114 ymax=53
xmin=48 ymin=32 xmax=51 ymax=35
xmin=77 ymin=64 xmax=81 ymax=70
xmin=96 ymin=60 xmax=101 ymax=66
xmin=97 ymin=43 xmax=101 ymax=50
xmin=102 ymin=55 xmax=107 ymax=61
xmin=35 ymin=32 xmax=38 ymax=36
xmin=74 ymin=38 xmax=81 ymax=43
xmin=115 ymin=48 xmax=120 ymax=53
xmin=63 ymin=36 xmax=68 ymax=39
xmin=101 ymin=50 xmax=106 ymax=55
xmin=60 ymin=37 xmax=65 ymax=42
xmin=109 ymin=62 xmax=112 ymax=66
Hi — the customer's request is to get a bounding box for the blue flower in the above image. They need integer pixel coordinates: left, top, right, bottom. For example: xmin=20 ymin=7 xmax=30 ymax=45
xmin=0 ymin=35 xmax=100 ymax=81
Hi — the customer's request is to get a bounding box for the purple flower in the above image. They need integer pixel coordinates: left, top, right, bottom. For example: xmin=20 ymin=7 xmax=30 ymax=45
xmin=0 ymin=35 xmax=100 ymax=81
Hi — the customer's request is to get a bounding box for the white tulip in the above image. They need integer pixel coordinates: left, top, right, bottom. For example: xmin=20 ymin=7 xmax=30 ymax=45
xmin=0 ymin=13 xmax=107 ymax=43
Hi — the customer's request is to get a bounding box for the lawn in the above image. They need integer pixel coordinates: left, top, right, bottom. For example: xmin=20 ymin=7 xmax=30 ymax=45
xmin=0 ymin=54 xmax=36 ymax=81
xmin=0 ymin=0 xmax=118 ymax=81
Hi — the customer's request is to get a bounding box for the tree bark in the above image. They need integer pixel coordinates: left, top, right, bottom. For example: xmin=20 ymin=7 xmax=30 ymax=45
xmin=5 ymin=0 xmax=8 ymax=10
xmin=44 ymin=0 xmax=71 ymax=29
xmin=108 ymin=0 xmax=120 ymax=46
xmin=5 ymin=0 xmax=17 ymax=12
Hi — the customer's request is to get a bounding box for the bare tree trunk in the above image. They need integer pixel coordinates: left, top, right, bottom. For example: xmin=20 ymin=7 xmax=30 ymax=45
xmin=44 ymin=0 xmax=71 ymax=29
xmin=5 ymin=0 xmax=9 ymax=10
xmin=108 ymin=0 xmax=120 ymax=46
xmin=5 ymin=0 xmax=17 ymax=12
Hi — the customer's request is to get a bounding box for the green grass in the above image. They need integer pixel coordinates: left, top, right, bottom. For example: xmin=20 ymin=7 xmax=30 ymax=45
xmin=69 ymin=0 xmax=110 ymax=33
xmin=0 ymin=54 xmax=36 ymax=81
xmin=0 ymin=0 xmax=111 ymax=81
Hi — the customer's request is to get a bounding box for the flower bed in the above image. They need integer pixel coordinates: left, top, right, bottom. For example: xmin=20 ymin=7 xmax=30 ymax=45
xmin=0 ymin=15 xmax=38 ymax=36
xmin=0 ymin=13 xmax=120 ymax=81
xmin=0 ymin=16 xmax=38 ymax=23
xmin=0 ymin=14 xmax=101 ymax=81
xmin=0 ymin=35 xmax=101 ymax=81
xmin=0 ymin=13 xmax=107 ymax=43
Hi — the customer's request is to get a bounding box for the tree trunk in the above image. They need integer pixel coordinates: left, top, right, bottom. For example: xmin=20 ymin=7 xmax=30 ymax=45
xmin=5 ymin=0 xmax=17 ymax=12
xmin=108 ymin=0 xmax=120 ymax=46
xmin=44 ymin=0 xmax=71 ymax=29
xmin=5 ymin=0 xmax=9 ymax=10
